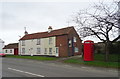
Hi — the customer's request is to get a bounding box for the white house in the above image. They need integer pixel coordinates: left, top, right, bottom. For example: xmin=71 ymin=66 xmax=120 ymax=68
xmin=0 ymin=39 xmax=4 ymax=53
xmin=3 ymin=43 xmax=18 ymax=55
xmin=19 ymin=26 xmax=82 ymax=57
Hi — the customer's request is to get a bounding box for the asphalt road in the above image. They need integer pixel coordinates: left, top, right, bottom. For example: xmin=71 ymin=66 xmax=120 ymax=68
xmin=1 ymin=57 xmax=118 ymax=77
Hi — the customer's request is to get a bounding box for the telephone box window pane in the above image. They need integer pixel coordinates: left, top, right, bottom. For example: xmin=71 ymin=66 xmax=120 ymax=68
xmin=85 ymin=42 xmax=90 ymax=43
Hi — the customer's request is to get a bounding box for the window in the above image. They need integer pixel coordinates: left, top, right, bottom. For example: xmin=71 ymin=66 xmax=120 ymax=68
xmin=49 ymin=37 xmax=52 ymax=44
xmin=69 ymin=40 xmax=72 ymax=47
xmin=37 ymin=48 xmax=41 ymax=54
xmin=49 ymin=48 xmax=52 ymax=54
xmin=37 ymin=39 xmax=41 ymax=45
xmin=56 ymin=48 xmax=59 ymax=54
xmin=74 ymin=37 xmax=77 ymax=42
xmin=44 ymin=48 xmax=47 ymax=54
xmin=22 ymin=40 xmax=25 ymax=46
xmin=85 ymin=42 xmax=90 ymax=43
xmin=10 ymin=50 xmax=12 ymax=53
xmin=74 ymin=47 xmax=79 ymax=53
xmin=22 ymin=48 xmax=25 ymax=54
xmin=5 ymin=50 xmax=7 ymax=53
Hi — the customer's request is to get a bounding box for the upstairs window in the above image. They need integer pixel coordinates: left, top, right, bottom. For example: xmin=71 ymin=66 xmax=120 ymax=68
xmin=22 ymin=40 xmax=25 ymax=46
xmin=49 ymin=37 xmax=52 ymax=45
xmin=74 ymin=37 xmax=77 ymax=42
xmin=37 ymin=39 xmax=41 ymax=45
xmin=69 ymin=40 xmax=72 ymax=47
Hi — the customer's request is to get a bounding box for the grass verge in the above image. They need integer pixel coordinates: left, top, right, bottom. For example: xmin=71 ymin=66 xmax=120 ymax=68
xmin=64 ymin=54 xmax=119 ymax=68
xmin=64 ymin=58 xmax=119 ymax=68
xmin=6 ymin=55 xmax=58 ymax=61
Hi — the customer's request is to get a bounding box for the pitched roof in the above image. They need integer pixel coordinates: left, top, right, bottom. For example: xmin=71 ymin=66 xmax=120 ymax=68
xmin=20 ymin=26 xmax=74 ymax=40
xmin=3 ymin=43 xmax=18 ymax=49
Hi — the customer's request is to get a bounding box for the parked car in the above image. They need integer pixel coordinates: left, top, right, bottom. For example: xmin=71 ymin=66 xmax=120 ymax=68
xmin=0 ymin=52 xmax=6 ymax=57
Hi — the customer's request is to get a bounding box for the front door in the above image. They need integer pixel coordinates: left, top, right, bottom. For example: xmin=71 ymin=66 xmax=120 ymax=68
xmin=56 ymin=47 xmax=59 ymax=57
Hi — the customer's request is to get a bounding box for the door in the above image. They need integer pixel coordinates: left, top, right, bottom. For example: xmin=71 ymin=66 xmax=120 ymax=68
xmin=56 ymin=47 xmax=59 ymax=57
xmin=14 ymin=48 xmax=18 ymax=55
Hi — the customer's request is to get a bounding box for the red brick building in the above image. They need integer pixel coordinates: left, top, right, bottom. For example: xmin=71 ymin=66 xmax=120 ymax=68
xmin=19 ymin=26 xmax=82 ymax=57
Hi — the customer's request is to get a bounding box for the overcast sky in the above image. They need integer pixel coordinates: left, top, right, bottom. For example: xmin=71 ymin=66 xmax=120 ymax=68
xmin=0 ymin=0 xmax=117 ymax=44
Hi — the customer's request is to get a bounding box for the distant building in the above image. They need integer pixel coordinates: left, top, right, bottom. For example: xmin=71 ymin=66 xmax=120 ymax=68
xmin=19 ymin=26 xmax=82 ymax=57
xmin=0 ymin=39 xmax=4 ymax=53
xmin=3 ymin=43 xmax=18 ymax=55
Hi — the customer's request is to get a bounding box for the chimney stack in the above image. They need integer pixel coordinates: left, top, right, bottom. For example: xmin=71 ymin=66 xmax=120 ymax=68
xmin=48 ymin=26 xmax=52 ymax=33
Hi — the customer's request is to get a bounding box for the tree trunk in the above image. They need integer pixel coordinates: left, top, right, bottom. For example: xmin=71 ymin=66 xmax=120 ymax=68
xmin=105 ymin=42 xmax=111 ymax=62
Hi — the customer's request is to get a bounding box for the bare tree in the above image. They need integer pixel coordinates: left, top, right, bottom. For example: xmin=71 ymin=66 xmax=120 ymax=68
xmin=73 ymin=1 xmax=120 ymax=61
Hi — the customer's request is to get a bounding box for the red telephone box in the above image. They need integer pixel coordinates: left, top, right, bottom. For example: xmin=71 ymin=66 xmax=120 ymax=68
xmin=84 ymin=40 xmax=94 ymax=61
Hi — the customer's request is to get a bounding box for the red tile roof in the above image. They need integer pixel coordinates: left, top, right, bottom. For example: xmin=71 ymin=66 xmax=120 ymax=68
xmin=20 ymin=26 xmax=74 ymax=40
xmin=3 ymin=43 xmax=18 ymax=49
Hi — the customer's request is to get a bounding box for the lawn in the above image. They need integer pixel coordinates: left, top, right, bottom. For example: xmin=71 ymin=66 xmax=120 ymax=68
xmin=64 ymin=54 xmax=119 ymax=68
xmin=6 ymin=55 xmax=58 ymax=61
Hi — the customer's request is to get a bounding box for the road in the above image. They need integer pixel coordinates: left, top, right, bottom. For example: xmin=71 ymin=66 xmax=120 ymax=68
xmin=1 ymin=57 xmax=118 ymax=77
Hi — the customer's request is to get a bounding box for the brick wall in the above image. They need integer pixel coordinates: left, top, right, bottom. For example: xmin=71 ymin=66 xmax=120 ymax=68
xmin=56 ymin=35 xmax=69 ymax=57
xmin=56 ymin=27 xmax=82 ymax=57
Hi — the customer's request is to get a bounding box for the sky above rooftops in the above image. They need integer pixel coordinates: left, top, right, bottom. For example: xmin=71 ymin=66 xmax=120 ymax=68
xmin=0 ymin=0 xmax=118 ymax=44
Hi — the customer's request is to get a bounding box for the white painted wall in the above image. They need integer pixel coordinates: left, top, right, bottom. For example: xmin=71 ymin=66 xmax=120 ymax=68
xmin=3 ymin=49 xmax=14 ymax=55
xmin=0 ymin=39 xmax=4 ymax=53
xmin=19 ymin=36 xmax=58 ymax=56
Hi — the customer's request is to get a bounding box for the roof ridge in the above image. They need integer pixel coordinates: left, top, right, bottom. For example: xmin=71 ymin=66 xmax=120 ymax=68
xmin=20 ymin=26 xmax=75 ymax=40
xmin=27 ymin=26 xmax=74 ymax=35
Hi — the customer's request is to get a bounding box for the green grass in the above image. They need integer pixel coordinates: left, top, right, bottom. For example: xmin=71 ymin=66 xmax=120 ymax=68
xmin=64 ymin=54 xmax=119 ymax=68
xmin=94 ymin=54 xmax=119 ymax=62
xmin=6 ymin=55 xmax=58 ymax=61
xmin=64 ymin=58 xmax=119 ymax=68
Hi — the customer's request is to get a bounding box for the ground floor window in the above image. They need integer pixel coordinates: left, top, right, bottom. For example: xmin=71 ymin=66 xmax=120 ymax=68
xmin=5 ymin=50 xmax=7 ymax=53
xmin=22 ymin=48 xmax=25 ymax=54
xmin=37 ymin=48 xmax=41 ymax=54
xmin=56 ymin=48 xmax=59 ymax=54
xmin=74 ymin=47 xmax=79 ymax=53
xmin=10 ymin=50 xmax=12 ymax=53
xmin=44 ymin=48 xmax=47 ymax=54
xmin=49 ymin=48 xmax=52 ymax=54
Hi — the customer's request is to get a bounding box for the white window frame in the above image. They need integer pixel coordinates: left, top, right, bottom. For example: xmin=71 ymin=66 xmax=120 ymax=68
xmin=74 ymin=37 xmax=77 ymax=42
xmin=22 ymin=48 xmax=25 ymax=54
xmin=49 ymin=48 xmax=52 ymax=54
xmin=37 ymin=48 xmax=41 ymax=54
xmin=22 ymin=40 xmax=25 ymax=46
xmin=74 ymin=47 xmax=79 ymax=53
xmin=44 ymin=48 xmax=47 ymax=54
xmin=10 ymin=50 xmax=12 ymax=53
xmin=37 ymin=39 xmax=41 ymax=45
xmin=69 ymin=40 xmax=72 ymax=47
xmin=5 ymin=50 xmax=7 ymax=53
xmin=49 ymin=37 xmax=52 ymax=45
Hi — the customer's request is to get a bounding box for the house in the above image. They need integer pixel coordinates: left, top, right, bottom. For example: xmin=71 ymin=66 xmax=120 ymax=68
xmin=3 ymin=43 xmax=18 ymax=55
xmin=19 ymin=26 xmax=82 ymax=57
xmin=0 ymin=39 xmax=4 ymax=53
